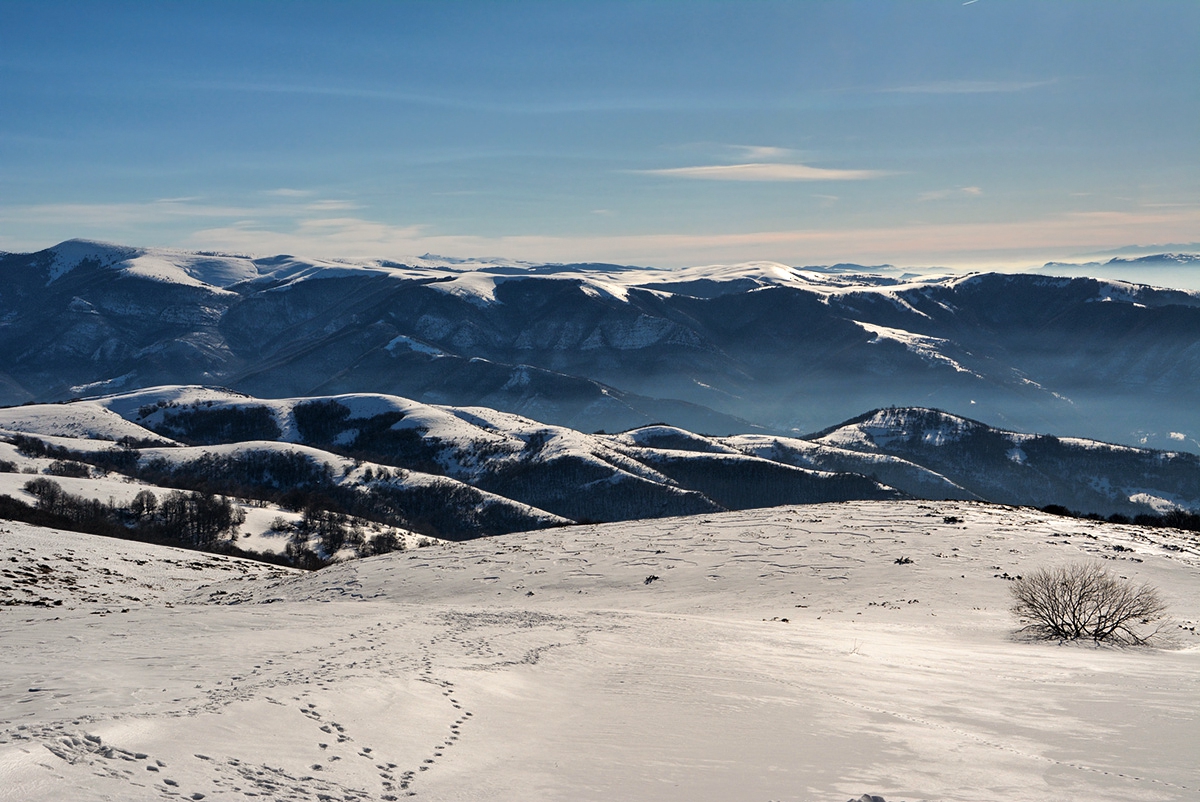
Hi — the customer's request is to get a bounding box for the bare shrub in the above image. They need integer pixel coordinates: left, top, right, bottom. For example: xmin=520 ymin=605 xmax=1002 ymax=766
xmin=1010 ymin=563 xmax=1167 ymax=645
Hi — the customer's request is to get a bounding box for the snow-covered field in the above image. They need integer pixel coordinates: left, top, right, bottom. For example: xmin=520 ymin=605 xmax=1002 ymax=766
xmin=2 ymin=500 xmax=1199 ymax=801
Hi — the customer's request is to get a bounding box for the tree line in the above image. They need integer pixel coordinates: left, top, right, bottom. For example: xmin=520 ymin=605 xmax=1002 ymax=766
xmin=0 ymin=477 xmax=260 ymax=555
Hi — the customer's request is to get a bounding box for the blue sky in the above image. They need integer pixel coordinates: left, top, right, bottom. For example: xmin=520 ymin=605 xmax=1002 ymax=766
xmin=1 ymin=1 xmax=1197 ymax=266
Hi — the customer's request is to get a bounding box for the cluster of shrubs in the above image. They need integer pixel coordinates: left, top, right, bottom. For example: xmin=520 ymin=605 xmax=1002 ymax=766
xmin=154 ymin=404 xmax=282 ymax=445
xmin=143 ymin=399 xmax=445 ymax=475
xmin=1041 ymin=504 xmax=1200 ymax=533
xmin=266 ymin=507 xmax=420 ymax=570
xmin=136 ymin=448 xmax=531 ymax=540
xmin=1 ymin=475 xmax=428 ymax=569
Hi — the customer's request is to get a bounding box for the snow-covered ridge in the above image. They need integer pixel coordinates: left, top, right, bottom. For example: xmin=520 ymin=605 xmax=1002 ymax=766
xmin=4 ymin=387 xmax=1197 ymax=525
xmin=813 ymin=407 xmax=1200 ymax=513
xmin=820 ymin=407 xmax=1083 ymax=451
xmin=27 ymin=239 xmax=974 ymax=300
xmin=0 ymin=400 xmax=174 ymax=444
xmin=27 ymin=239 xmax=1200 ymax=322
xmin=852 ymin=321 xmax=978 ymax=376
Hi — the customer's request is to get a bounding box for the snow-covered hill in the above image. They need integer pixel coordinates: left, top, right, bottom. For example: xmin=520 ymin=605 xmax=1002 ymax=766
xmin=0 ymin=387 xmax=899 ymax=544
xmin=88 ymin=388 xmax=1200 ymax=517
xmin=812 ymin=407 xmax=1200 ymax=515
xmin=2 ymin=500 xmax=1198 ymax=801
xmin=0 ymin=521 xmax=294 ymax=609
xmin=2 ymin=388 xmax=1196 ymax=559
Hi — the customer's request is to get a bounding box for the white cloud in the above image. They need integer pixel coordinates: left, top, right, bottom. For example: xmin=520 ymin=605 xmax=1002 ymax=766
xmin=0 ymin=200 xmax=259 ymax=226
xmin=185 ymin=218 xmax=431 ymax=258
xmin=179 ymin=205 xmax=1200 ymax=268
xmin=638 ymin=162 xmax=886 ymax=182
xmin=919 ymin=186 xmax=984 ymax=202
xmin=885 ymin=79 xmax=1054 ymax=94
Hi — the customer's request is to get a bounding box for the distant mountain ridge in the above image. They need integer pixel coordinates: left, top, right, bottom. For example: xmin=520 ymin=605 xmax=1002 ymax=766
xmin=1 ymin=239 xmax=1198 ymax=454
xmin=1046 ymin=252 xmax=1200 ymax=269
xmin=1035 ymin=252 xmax=1200 ymax=294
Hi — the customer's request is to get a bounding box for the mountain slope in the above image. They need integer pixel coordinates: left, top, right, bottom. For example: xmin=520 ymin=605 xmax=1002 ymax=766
xmin=814 ymin=407 xmax=1200 ymax=516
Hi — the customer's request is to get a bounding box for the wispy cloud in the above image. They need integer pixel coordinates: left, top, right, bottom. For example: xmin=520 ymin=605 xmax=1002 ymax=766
xmin=304 ymin=199 xmax=361 ymax=212
xmin=0 ymin=200 xmax=258 ymax=226
xmin=638 ymin=163 xmax=886 ymax=182
xmin=186 ymin=80 xmax=744 ymax=116
xmin=728 ymin=145 xmax=796 ymax=160
xmin=0 ymin=196 xmax=365 ymax=255
xmin=885 ymin=79 xmax=1054 ymax=94
xmin=919 ymin=186 xmax=984 ymax=202
xmin=186 ymin=218 xmax=431 ymax=258
xmin=263 ymin=188 xmax=314 ymax=198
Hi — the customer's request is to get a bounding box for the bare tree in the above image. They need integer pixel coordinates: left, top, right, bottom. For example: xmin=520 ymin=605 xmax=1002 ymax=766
xmin=1010 ymin=563 xmax=1167 ymax=645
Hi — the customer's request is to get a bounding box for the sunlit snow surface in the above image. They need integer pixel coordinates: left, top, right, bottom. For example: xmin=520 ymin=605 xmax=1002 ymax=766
xmin=3 ymin=501 xmax=1199 ymax=802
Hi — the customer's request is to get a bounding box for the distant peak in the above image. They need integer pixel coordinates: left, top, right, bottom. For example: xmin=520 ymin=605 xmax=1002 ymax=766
xmin=45 ymin=239 xmax=142 ymax=282
xmin=49 ymin=237 xmax=140 ymax=255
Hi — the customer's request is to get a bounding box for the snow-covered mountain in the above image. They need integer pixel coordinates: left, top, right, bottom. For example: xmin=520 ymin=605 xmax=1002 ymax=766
xmin=2 ymin=239 xmax=1198 ymax=452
